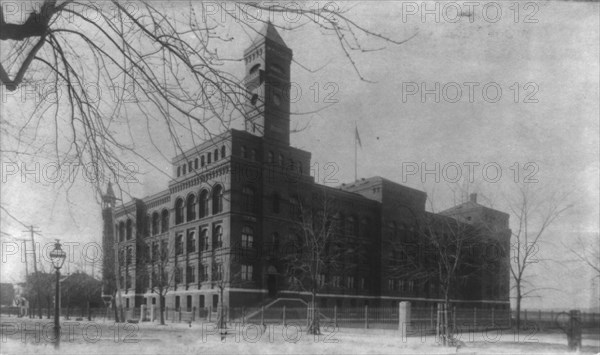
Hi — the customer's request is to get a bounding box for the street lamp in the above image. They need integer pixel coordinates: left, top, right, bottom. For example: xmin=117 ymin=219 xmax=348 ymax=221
xmin=49 ymin=240 xmax=66 ymax=349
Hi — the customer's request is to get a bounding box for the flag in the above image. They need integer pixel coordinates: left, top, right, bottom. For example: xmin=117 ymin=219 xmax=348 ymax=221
xmin=355 ymin=126 xmax=362 ymax=149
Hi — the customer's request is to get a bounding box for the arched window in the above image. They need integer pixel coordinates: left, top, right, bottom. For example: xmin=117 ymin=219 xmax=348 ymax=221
xmin=199 ymin=189 xmax=209 ymax=218
xmin=161 ymin=209 xmax=169 ymax=233
xmin=212 ymin=185 xmax=223 ymax=214
xmin=186 ymin=194 xmax=196 ymax=221
xmin=298 ymin=161 xmax=303 ymax=174
xmin=250 ymin=63 xmax=260 ymax=74
xmin=152 ymin=212 xmax=160 ymax=236
xmin=251 ymin=149 xmax=257 ymax=161
xmin=242 ymin=186 xmax=255 ymax=213
xmin=194 ymin=158 xmax=198 ymax=169
xmin=241 ymin=146 xmax=247 ymax=159
xmin=271 ymin=192 xmax=280 ymax=213
xmin=207 ymin=152 xmax=212 ymax=164
xmin=221 ymin=145 xmax=226 ymax=158
xmin=278 ymin=154 xmax=284 ymax=166
xmin=201 ymin=155 xmax=205 ymax=167
xmin=268 ymin=151 xmax=274 ymax=164
xmin=188 ymin=161 xmax=193 ymax=172
xmin=126 ymin=219 xmax=132 ymax=240
xmin=175 ymin=198 xmax=184 ymax=225
xmin=119 ymin=221 xmax=125 ymax=242
xmin=177 ymin=166 xmax=181 ymax=177
xmin=182 ymin=164 xmax=187 ymax=175
xmin=214 ymin=148 xmax=219 ymax=161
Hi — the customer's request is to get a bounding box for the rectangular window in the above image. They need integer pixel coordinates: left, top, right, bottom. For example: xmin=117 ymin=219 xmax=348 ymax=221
xmin=332 ymin=276 xmax=340 ymax=288
xmin=241 ymin=226 xmax=254 ymax=248
xmin=176 ymin=234 xmax=184 ymax=255
xmin=175 ymin=266 xmax=182 ymax=284
xmin=346 ymin=276 xmax=354 ymax=289
xmin=388 ymin=279 xmax=394 ymax=290
xmin=186 ymin=264 xmax=195 ymax=284
xmin=213 ymin=263 xmax=223 ymax=280
xmin=359 ymin=277 xmax=365 ymax=290
xmin=187 ymin=230 xmax=196 ymax=253
xmin=317 ymin=274 xmax=325 ymax=287
xmin=241 ymin=264 xmax=253 ymax=281
xmin=408 ymin=280 xmax=414 ymax=293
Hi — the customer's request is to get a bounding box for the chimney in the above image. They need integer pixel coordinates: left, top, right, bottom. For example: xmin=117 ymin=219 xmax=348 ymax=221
xmin=469 ymin=193 xmax=477 ymax=203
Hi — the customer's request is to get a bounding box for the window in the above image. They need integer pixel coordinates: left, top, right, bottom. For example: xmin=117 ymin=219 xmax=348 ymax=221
xmin=242 ymin=186 xmax=255 ymax=213
xmin=298 ymin=161 xmax=302 ymax=174
xmin=214 ymin=148 xmax=219 ymax=161
xmin=175 ymin=198 xmax=184 ymax=225
xmin=289 ymin=196 xmax=300 ymax=216
xmin=201 ymin=155 xmax=205 ymax=167
xmin=272 ymin=193 xmax=280 ymax=213
xmin=213 ymin=225 xmax=223 ymax=248
xmin=188 ymin=161 xmax=193 ymax=172
xmin=317 ymin=274 xmax=325 ymax=287
xmin=186 ymin=264 xmax=195 ymax=284
xmin=241 ymin=264 xmax=253 ymax=281
xmin=359 ymin=277 xmax=365 ymax=290
xmin=212 ymin=185 xmax=223 ymax=214
xmin=175 ymin=234 xmax=184 ymax=255
xmin=187 ymin=230 xmax=196 ymax=253
xmin=332 ymin=276 xmax=341 ymax=288
xmin=182 ymin=164 xmax=186 ymax=175
xmin=278 ymin=154 xmax=284 ymax=166
xmin=151 ymin=212 xmax=159 ymax=236
xmin=119 ymin=222 xmax=125 ymax=242
xmin=408 ymin=280 xmax=414 ymax=293
xmin=250 ymin=63 xmax=260 ymax=74
xmin=161 ymin=209 xmax=169 ymax=233
xmin=194 ymin=158 xmax=198 ymax=169
xmin=399 ymin=279 xmax=405 ymax=292
xmin=250 ymin=94 xmax=259 ymax=106
xmin=146 ymin=214 xmax=151 ymax=236
xmin=186 ymin=295 xmax=192 ymax=311
xmin=207 ymin=152 xmax=211 ymax=164
xmin=213 ymin=263 xmax=223 ymax=280
xmin=268 ymin=151 xmax=274 ymax=164
xmin=241 ymin=146 xmax=247 ymax=159
xmin=198 ymin=190 xmax=209 ymax=217
xmin=241 ymin=226 xmax=254 ymax=248
xmin=126 ymin=219 xmax=132 ymax=240
xmin=200 ymin=228 xmax=208 ymax=251
xmin=346 ymin=276 xmax=354 ymax=289
xmin=177 ymin=166 xmax=181 ymax=177
xmin=221 ymin=145 xmax=226 ymax=158
xmin=199 ymin=264 xmax=208 ymax=282
xmin=186 ymin=194 xmax=196 ymax=221
xmin=175 ymin=266 xmax=182 ymax=284
xmin=251 ymin=149 xmax=257 ymax=161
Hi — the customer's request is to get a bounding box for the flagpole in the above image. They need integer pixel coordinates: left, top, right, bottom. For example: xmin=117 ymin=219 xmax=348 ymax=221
xmin=354 ymin=122 xmax=358 ymax=182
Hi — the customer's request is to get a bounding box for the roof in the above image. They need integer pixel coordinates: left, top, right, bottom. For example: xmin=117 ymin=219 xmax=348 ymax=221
xmin=249 ymin=22 xmax=288 ymax=48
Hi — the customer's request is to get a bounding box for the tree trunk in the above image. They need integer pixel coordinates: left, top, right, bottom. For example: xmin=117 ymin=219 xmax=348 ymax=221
xmin=516 ymin=287 xmax=522 ymax=331
xmin=307 ymin=290 xmax=321 ymax=335
xmin=159 ymin=291 xmax=165 ymax=325
xmin=112 ymin=292 xmax=120 ymax=323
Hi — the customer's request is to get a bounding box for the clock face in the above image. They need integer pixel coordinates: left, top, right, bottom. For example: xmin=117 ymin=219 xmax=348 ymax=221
xmin=272 ymin=94 xmax=281 ymax=106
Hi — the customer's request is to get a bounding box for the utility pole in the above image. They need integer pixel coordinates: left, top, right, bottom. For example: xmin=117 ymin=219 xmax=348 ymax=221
xmin=23 ymin=225 xmax=41 ymax=319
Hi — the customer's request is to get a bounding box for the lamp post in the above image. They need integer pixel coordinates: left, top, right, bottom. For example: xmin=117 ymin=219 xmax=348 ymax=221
xmin=49 ymin=240 xmax=66 ymax=349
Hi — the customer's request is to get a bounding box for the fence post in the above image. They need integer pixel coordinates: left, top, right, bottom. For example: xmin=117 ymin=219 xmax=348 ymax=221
xmin=430 ymin=304 xmax=434 ymax=329
xmin=452 ymin=306 xmax=456 ymax=334
xmin=261 ymin=305 xmax=264 ymax=325
xmin=473 ymin=307 xmax=477 ymax=329
xmin=208 ymin=306 xmax=211 ymax=322
xmin=436 ymin=303 xmax=440 ymax=341
xmin=399 ymin=302 xmax=411 ymax=339
xmin=334 ymin=305 xmax=338 ymax=328
xmin=364 ymin=305 xmax=369 ymax=329
xmin=524 ymin=309 xmax=527 ymax=325
xmin=192 ymin=306 xmax=196 ymax=322
xmin=283 ymin=305 xmax=286 ymax=326
xmin=242 ymin=306 xmax=245 ymax=324
xmin=491 ymin=307 xmax=495 ymax=325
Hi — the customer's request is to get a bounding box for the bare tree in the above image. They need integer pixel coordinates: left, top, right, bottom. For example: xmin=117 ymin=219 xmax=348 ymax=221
xmin=565 ymin=235 xmax=600 ymax=279
xmin=1 ymin=1 xmax=415 ymax=200
xmin=284 ymin=188 xmax=358 ymax=335
xmin=505 ymin=185 xmax=572 ymax=330
xmin=147 ymin=237 xmax=174 ymax=325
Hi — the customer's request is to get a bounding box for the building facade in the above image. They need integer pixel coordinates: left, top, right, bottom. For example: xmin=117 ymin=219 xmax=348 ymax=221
xmin=101 ymin=23 xmax=511 ymax=312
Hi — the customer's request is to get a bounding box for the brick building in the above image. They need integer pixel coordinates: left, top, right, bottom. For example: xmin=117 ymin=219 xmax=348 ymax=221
xmin=101 ymin=23 xmax=510 ymax=312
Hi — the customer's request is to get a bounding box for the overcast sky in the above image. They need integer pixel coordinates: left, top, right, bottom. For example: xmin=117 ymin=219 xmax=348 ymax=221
xmin=1 ymin=1 xmax=598 ymax=310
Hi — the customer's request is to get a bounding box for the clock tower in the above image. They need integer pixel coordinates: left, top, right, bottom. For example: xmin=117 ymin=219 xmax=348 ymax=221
xmin=243 ymin=22 xmax=292 ymax=146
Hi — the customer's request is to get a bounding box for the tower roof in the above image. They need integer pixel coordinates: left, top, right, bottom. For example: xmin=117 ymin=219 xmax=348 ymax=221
xmin=250 ymin=22 xmax=288 ymax=48
xmin=105 ymin=181 xmax=115 ymax=199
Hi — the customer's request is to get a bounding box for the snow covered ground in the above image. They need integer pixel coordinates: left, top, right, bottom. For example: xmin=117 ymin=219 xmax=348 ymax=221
xmin=1 ymin=316 xmax=599 ymax=354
